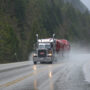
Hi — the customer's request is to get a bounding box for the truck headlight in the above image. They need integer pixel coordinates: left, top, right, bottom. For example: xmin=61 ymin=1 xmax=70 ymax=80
xmin=48 ymin=53 xmax=52 ymax=57
xmin=33 ymin=53 xmax=37 ymax=57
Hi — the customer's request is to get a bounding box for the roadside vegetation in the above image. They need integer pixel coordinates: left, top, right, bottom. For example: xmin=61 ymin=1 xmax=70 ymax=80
xmin=0 ymin=0 xmax=90 ymax=63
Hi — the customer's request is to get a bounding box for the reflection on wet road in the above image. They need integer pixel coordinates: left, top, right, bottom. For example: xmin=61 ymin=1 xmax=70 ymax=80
xmin=1 ymin=54 xmax=90 ymax=90
xmin=48 ymin=71 xmax=54 ymax=90
xmin=33 ymin=65 xmax=38 ymax=90
xmin=33 ymin=65 xmax=37 ymax=71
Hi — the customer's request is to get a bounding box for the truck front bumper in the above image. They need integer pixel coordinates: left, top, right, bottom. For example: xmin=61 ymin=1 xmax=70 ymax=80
xmin=33 ymin=57 xmax=53 ymax=62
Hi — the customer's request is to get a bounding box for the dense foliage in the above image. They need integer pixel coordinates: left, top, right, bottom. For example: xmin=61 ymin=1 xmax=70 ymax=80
xmin=0 ymin=0 xmax=90 ymax=63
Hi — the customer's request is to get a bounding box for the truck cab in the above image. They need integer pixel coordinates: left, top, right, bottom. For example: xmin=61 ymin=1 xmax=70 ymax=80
xmin=33 ymin=39 xmax=55 ymax=64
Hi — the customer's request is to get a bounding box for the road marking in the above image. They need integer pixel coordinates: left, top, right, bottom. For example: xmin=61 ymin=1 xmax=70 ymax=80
xmin=0 ymin=65 xmax=52 ymax=87
xmin=0 ymin=64 xmax=63 ymax=88
xmin=0 ymin=73 xmax=34 ymax=87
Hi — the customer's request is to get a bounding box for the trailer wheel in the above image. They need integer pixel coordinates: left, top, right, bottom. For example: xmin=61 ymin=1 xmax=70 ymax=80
xmin=34 ymin=61 xmax=37 ymax=64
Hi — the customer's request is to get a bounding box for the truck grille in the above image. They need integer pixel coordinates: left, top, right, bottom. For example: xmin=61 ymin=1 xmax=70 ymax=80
xmin=38 ymin=50 xmax=46 ymax=57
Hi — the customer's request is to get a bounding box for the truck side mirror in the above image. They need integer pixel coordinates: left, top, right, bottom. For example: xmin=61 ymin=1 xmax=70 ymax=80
xmin=53 ymin=34 xmax=55 ymax=41
xmin=36 ymin=34 xmax=38 ymax=42
xmin=53 ymin=34 xmax=55 ymax=37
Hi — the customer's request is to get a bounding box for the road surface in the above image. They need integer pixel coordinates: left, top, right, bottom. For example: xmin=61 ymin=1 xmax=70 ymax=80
xmin=0 ymin=54 xmax=90 ymax=90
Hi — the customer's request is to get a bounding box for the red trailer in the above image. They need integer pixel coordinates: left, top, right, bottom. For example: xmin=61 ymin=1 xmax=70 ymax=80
xmin=56 ymin=39 xmax=64 ymax=52
xmin=55 ymin=39 xmax=70 ymax=56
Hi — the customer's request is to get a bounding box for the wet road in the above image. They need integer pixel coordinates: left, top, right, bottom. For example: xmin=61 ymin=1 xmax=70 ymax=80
xmin=0 ymin=54 xmax=90 ymax=90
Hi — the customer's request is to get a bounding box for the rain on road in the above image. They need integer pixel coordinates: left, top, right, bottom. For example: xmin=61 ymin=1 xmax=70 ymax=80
xmin=0 ymin=54 xmax=90 ymax=90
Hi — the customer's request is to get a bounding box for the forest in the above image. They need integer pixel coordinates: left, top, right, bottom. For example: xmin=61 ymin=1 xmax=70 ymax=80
xmin=0 ymin=0 xmax=90 ymax=63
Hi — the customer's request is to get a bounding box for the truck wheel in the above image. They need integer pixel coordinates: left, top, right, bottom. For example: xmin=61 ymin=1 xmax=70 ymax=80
xmin=49 ymin=61 xmax=52 ymax=64
xmin=40 ymin=62 xmax=44 ymax=64
xmin=40 ymin=62 xmax=43 ymax=64
xmin=34 ymin=61 xmax=37 ymax=64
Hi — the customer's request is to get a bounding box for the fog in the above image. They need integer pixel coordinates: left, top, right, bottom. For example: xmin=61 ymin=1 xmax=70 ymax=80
xmin=81 ymin=0 xmax=90 ymax=10
xmin=66 ymin=43 xmax=90 ymax=64
xmin=55 ymin=43 xmax=90 ymax=65
xmin=29 ymin=43 xmax=90 ymax=64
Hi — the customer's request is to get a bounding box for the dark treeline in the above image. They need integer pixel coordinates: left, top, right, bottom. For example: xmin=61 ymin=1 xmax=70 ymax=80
xmin=0 ymin=0 xmax=90 ymax=63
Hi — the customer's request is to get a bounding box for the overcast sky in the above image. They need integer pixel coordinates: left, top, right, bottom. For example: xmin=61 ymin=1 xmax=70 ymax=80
xmin=81 ymin=0 xmax=90 ymax=10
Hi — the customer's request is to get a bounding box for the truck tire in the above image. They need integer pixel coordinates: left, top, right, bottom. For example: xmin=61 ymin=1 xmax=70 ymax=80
xmin=40 ymin=62 xmax=45 ymax=64
xmin=34 ymin=61 xmax=37 ymax=64
xmin=49 ymin=61 xmax=52 ymax=64
xmin=40 ymin=62 xmax=43 ymax=64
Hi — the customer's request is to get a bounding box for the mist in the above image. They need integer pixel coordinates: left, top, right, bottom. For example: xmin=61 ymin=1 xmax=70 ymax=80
xmin=66 ymin=43 xmax=90 ymax=64
xmin=29 ymin=43 xmax=90 ymax=64
xmin=81 ymin=0 xmax=90 ymax=10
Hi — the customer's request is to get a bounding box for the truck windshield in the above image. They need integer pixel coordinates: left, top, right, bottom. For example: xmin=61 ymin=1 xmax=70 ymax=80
xmin=38 ymin=45 xmax=45 ymax=49
xmin=38 ymin=44 xmax=51 ymax=49
xmin=45 ymin=45 xmax=51 ymax=49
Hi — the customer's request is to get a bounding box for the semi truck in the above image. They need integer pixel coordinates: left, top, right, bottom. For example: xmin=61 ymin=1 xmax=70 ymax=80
xmin=33 ymin=34 xmax=56 ymax=64
xmin=33 ymin=34 xmax=70 ymax=64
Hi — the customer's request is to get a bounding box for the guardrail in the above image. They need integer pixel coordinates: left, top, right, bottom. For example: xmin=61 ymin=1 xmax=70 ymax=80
xmin=0 ymin=61 xmax=32 ymax=73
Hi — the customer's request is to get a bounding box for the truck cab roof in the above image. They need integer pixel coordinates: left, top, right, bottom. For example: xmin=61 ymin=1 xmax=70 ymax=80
xmin=38 ymin=38 xmax=54 ymax=43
